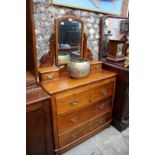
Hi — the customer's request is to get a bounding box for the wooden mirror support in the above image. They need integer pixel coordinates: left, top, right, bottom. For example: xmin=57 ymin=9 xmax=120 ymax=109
xmin=40 ymin=33 xmax=55 ymax=68
xmin=40 ymin=14 xmax=93 ymax=68
xmin=40 ymin=33 xmax=93 ymax=68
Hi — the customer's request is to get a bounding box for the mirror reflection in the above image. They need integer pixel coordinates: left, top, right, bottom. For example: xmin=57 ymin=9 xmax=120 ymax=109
xmin=102 ymin=17 xmax=129 ymax=56
xmin=58 ymin=18 xmax=82 ymax=65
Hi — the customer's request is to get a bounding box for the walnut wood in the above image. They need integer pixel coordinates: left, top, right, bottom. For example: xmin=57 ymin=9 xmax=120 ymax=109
xmin=102 ymin=58 xmax=129 ymax=131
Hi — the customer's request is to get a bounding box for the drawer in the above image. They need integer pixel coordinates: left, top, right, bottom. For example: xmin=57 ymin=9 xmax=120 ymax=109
xmin=91 ymin=82 xmax=115 ymax=103
xmin=57 ymin=97 xmax=112 ymax=133
xmin=58 ymin=111 xmax=112 ymax=147
xmin=55 ymin=88 xmax=91 ymax=115
xmin=91 ymin=64 xmax=102 ymax=73
xmin=40 ymin=72 xmax=59 ymax=81
xmin=93 ymin=98 xmax=113 ymax=116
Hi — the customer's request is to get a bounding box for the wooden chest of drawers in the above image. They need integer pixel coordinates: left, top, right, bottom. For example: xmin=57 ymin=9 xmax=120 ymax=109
xmin=40 ymin=70 xmax=116 ymax=154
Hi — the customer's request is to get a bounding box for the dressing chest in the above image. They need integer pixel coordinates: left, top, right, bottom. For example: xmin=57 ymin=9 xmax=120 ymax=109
xmin=40 ymin=66 xmax=116 ymax=154
xmin=37 ymin=14 xmax=117 ymax=154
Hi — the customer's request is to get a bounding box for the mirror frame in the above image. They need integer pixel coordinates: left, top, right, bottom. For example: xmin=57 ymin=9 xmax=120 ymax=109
xmin=55 ymin=15 xmax=84 ymax=65
xmin=99 ymin=15 xmax=129 ymax=60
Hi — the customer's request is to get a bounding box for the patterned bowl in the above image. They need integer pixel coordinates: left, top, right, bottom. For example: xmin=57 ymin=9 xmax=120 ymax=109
xmin=67 ymin=59 xmax=90 ymax=78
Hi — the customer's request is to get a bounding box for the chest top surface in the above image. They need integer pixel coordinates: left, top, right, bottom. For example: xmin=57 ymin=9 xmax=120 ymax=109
xmin=40 ymin=69 xmax=116 ymax=95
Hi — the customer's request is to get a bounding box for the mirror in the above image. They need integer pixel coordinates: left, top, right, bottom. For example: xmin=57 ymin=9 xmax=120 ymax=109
xmin=99 ymin=15 xmax=129 ymax=59
xmin=55 ymin=15 xmax=84 ymax=66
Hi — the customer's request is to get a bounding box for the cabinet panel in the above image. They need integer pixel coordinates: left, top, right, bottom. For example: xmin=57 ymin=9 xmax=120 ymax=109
xmin=27 ymin=109 xmax=47 ymax=155
xmin=26 ymin=100 xmax=54 ymax=155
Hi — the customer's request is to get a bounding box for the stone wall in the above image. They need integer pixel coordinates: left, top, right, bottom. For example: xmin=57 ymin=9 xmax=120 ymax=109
xmin=33 ymin=0 xmax=105 ymax=65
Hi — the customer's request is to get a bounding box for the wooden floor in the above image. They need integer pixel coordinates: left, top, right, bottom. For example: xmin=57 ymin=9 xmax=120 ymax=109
xmin=63 ymin=126 xmax=129 ymax=155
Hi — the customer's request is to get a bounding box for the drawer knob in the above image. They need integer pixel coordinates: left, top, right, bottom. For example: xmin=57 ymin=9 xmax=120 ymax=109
xmin=101 ymin=89 xmax=107 ymax=95
xmin=97 ymin=104 xmax=105 ymax=110
xmin=95 ymin=66 xmax=99 ymax=70
xmin=70 ymin=134 xmax=76 ymax=138
xmin=70 ymin=116 xmax=79 ymax=123
xmin=70 ymin=100 xmax=78 ymax=106
xmin=47 ymin=74 xmax=53 ymax=80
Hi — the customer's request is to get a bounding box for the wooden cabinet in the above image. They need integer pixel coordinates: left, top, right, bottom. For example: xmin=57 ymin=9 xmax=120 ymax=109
xmin=26 ymin=86 xmax=54 ymax=155
xmin=26 ymin=0 xmax=55 ymax=153
xmin=40 ymin=69 xmax=116 ymax=154
xmin=102 ymin=58 xmax=129 ymax=131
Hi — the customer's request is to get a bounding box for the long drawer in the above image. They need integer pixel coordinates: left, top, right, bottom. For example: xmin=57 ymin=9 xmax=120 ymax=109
xmin=55 ymin=87 xmax=91 ymax=115
xmin=58 ymin=111 xmax=112 ymax=147
xmin=57 ymin=97 xmax=112 ymax=133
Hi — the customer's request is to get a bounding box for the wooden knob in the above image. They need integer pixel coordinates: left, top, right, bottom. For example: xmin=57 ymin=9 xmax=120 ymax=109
xmin=70 ymin=134 xmax=76 ymax=138
xmin=95 ymin=66 xmax=98 ymax=70
xmin=70 ymin=100 xmax=78 ymax=106
xmin=101 ymin=89 xmax=107 ymax=95
xmin=47 ymin=74 xmax=53 ymax=80
xmin=70 ymin=116 xmax=79 ymax=123
xmin=97 ymin=104 xmax=105 ymax=110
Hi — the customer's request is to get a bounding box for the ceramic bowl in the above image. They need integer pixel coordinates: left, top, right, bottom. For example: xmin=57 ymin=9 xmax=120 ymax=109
xmin=67 ymin=59 xmax=90 ymax=78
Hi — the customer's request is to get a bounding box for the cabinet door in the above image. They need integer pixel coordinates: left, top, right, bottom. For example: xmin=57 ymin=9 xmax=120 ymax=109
xmin=26 ymin=101 xmax=53 ymax=155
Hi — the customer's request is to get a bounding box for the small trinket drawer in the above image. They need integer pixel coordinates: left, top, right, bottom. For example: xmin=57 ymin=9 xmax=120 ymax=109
xmin=40 ymin=70 xmax=116 ymax=154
